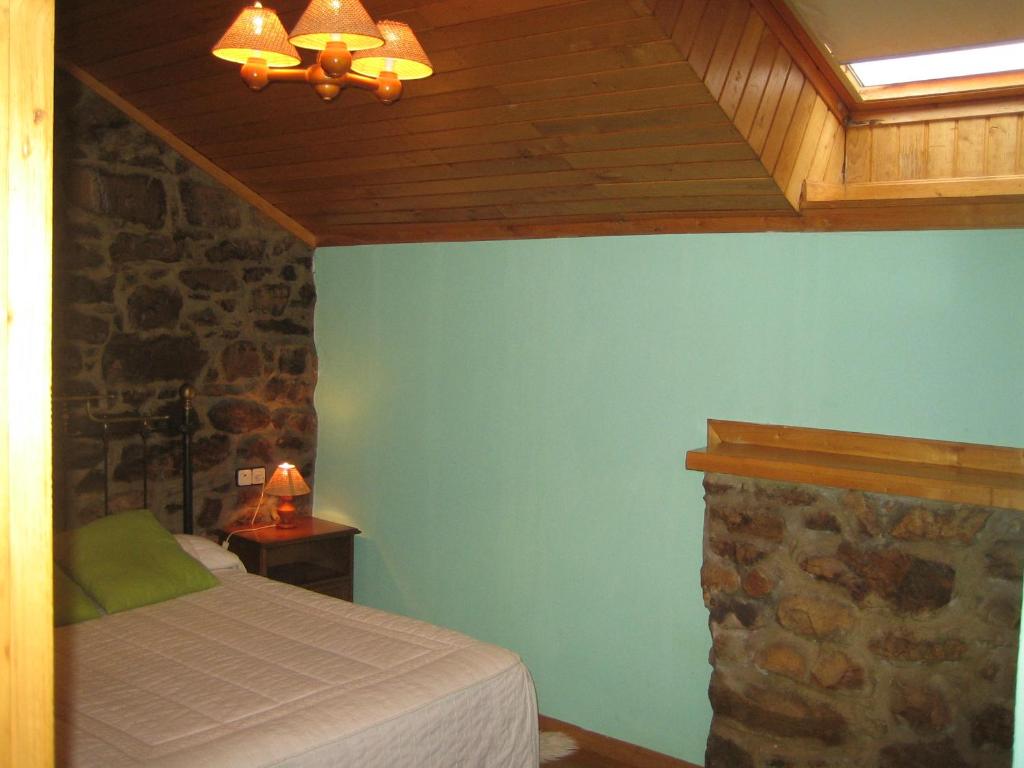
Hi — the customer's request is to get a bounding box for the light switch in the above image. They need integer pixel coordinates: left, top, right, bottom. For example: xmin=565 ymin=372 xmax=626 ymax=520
xmin=237 ymin=468 xmax=253 ymax=486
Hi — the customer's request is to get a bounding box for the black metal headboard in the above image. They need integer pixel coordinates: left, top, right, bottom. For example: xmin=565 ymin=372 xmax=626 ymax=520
xmin=179 ymin=383 xmax=195 ymax=535
xmin=54 ymin=383 xmax=197 ymax=534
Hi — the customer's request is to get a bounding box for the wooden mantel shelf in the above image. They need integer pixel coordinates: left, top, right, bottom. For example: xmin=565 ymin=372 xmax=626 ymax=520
xmin=685 ymin=420 xmax=1024 ymax=512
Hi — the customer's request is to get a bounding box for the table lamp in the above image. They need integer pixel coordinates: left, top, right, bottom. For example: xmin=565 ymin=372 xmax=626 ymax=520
xmin=264 ymin=462 xmax=311 ymax=529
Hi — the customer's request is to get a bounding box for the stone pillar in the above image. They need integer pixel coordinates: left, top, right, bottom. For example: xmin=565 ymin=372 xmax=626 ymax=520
xmin=701 ymin=473 xmax=1021 ymax=768
xmin=53 ymin=71 xmax=317 ymax=534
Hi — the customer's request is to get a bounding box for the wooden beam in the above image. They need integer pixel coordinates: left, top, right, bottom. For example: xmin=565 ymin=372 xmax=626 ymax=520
xmin=57 ymin=61 xmax=318 ymax=248
xmin=804 ymin=176 xmax=1024 ymax=208
xmin=2 ymin=0 xmax=56 ymax=764
xmin=686 ymin=420 xmax=1024 ymax=511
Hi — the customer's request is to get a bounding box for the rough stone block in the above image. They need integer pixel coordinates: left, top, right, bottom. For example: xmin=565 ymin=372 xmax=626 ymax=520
xmin=710 ymin=503 xmax=785 ymax=541
xmin=890 ymin=506 xmax=991 ymax=544
xmin=705 ymin=733 xmax=754 ymax=768
xmin=878 ymin=738 xmax=968 ymax=768
xmin=709 ymin=677 xmax=848 ymax=745
xmin=868 ymin=632 xmax=967 ymax=663
xmin=180 ymin=267 xmax=239 ymax=293
xmin=102 ymin=333 xmax=208 ymax=383
xmin=741 ymin=568 xmax=774 ymax=598
xmin=971 ymin=704 xmax=1013 ymax=749
xmin=127 ymin=284 xmax=183 ymax=330
xmin=754 ymin=642 xmax=806 ymax=681
xmin=777 ymin=595 xmax=855 ymax=640
xmin=68 ymin=167 xmax=167 ymax=229
xmin=207 ymin=398 xmax=271 ymax=434
xmin=180 ymin=181 xmax=243 ymax=229
xmin=702 ymin=562 xmax=741 ymax=595
xmin=890 ymin=679 xmax=952 ymax=733
xmin=110 ymin=232 xmax=180 ymax=264
xmin=811 ymin=649 xmax=864 ymax=690
xmin=221 ymin=340 xmax=262 ymax=381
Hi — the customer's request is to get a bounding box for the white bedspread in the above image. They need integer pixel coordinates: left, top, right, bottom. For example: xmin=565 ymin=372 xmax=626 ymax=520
xmin=55 ymin=572 xmax=538 ymax=767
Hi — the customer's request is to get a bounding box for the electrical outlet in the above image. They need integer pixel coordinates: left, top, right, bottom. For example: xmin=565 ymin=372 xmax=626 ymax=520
xmin=236 ymin=468 xmax=253 ymax=487
xmin=251 ymin=467 xmax=266 ymax=485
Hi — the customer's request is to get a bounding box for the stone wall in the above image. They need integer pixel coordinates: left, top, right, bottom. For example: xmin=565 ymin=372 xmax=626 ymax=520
xmin=53 ymin=71 xmax=317 ymax=534
xmin=700 ymin=472 xmax=1021 ymax=768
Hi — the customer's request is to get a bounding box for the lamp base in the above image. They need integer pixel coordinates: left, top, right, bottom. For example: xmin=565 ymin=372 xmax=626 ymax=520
xmin=275 ymin=497 xmax=298 ymax=529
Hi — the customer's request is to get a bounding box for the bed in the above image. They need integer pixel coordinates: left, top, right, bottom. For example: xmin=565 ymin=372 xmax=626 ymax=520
xmin=53 ymin=389 xmax=538 ymax=767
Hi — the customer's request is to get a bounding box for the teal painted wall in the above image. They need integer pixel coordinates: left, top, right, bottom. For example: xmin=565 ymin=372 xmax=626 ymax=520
xmin=312 ymin=230 xmax=1024 ymax=765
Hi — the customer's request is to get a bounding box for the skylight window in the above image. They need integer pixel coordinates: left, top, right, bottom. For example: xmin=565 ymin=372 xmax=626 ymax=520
xmin=848 ymin=40 xmax=1024 ymax=87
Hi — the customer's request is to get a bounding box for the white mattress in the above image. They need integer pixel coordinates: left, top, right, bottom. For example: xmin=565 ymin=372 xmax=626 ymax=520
xmin=55 ymin=572 xmax=538 ymax=767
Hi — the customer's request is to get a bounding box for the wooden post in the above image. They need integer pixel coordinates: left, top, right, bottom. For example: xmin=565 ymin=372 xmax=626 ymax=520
xmin=1 ymin=0 xmax=56 ymax=765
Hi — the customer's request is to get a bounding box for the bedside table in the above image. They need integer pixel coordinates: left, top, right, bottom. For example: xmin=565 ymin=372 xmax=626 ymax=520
xmin=219 ymin=517 xmax=361 ymax=601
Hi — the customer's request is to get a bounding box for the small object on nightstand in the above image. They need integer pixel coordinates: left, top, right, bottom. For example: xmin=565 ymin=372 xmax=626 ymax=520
xmin=218 ymin=517 xmax=360 ymax=600
xmin=264 ymin=462 xmax=311 ymax=528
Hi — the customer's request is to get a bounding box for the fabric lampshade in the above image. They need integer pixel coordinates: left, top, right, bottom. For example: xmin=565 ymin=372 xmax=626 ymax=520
xmin=288 ymin=0 xmax=384 ymax=51
xmin=265 ymin=463 xmax=311 ymax=497
xmin=212 ymin=2 xmax=301 ymax=67
xmin=351 ymin=20 xmax=433 ymax=79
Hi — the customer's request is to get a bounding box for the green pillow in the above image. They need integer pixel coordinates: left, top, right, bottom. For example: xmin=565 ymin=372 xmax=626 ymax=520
xmin=54 ymin=565 xmax=103 ymax=626
xmin=56 ymin=510 xmax=219 ymax=614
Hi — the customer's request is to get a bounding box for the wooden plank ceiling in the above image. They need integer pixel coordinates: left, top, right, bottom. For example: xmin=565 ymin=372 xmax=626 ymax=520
xmin=55 ymin=0 xmax=1024 ymax=244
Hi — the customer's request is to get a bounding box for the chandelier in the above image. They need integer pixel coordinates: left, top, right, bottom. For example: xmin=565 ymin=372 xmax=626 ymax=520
xmin=212 ymin=0 xmax=433 ymax=104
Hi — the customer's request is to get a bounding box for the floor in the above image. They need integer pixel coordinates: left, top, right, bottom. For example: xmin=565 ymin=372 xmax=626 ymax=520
xmin=546 ymin=748 xmax=639 ymax=768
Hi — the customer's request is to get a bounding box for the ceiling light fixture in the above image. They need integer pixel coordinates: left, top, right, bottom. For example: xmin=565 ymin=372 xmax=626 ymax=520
xmin=212 ymin=0 xmax=433 ymax=104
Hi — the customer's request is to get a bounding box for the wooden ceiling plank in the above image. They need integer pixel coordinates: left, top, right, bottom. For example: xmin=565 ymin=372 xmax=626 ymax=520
xmin=823 ymin=123 xmax=845 ymax=185
xmin=869 ymin=125 xmax=900 ymax=182
xmin=495 ymin=63 xmax=699 ymax=103
xmin=844 ymin=125 xmax=871 ymax=183
xmin=718 ymin=13 xmax=766 ymax=120
xmin=782 ymin=96 xmax=828 ymax=206
xmin=532 ymin=103 xmax=733 ymax=137
xmin=274 ymin=176 xmax=784 ymax=215
xmin=671 ymin=0 xmax=709 ymax=59
xmin=248 ymin=154 xmax=770 ymax=196
xmin=652 ymin=0 xmax=683 ymax=37
xmin=806 ymin=113 xmax=842 ymax=184
xmin=985 ymin=115 xmax=1020 ymax=175
xmin=926 ymin=120 xmax=957 ymax=179
xmin=177 ymin=84 xmax=720 ymax=147
xmin=212 ymin=123 xmax=547 ymax=169
xmin=562 ymin=140 xmax=756 ymax=167
xmin=759 ymin=63 xmax=804 ymax=173
xmin=415 ymin=0 xmax=646 ymax=53
xmin=898 ymin=123 xmax=928 ymax=181
xmin=686 ymin=0 xmax=731 ymax=80
xmin=732 ymin=28 xmax=779 ymax=137
xmin=745 ymin=43 xmax=791 ymax=153
xmin=771 ymin=79 xmax=818 ymax=189
xmin=955 ymin=117 xmax=988 ymax=177
xmin=702 ymin=0 xmax=751 ymax=100
xmin=430 ymin=16 xmax=665 ymax=73
xmin=228 ymin=128 xmax=756 ymax=182
xmin=415 ymin=0 xmax=596 ymax=28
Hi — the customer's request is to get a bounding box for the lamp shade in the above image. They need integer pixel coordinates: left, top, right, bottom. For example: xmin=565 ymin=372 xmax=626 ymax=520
xmin=264 ymin=463 xmax=311 ymax=497
xmin=351 ymin=20 xmax=433 ymax=79
xmin=212 ymin=2 xmax=301 ymax=67
xmin=288 ymin=0 xmax=384 ymax=51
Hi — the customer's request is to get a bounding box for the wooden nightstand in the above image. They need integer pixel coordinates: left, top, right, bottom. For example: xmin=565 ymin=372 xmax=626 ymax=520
xmin=219 ymin=517 xmax=361 ymax=601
